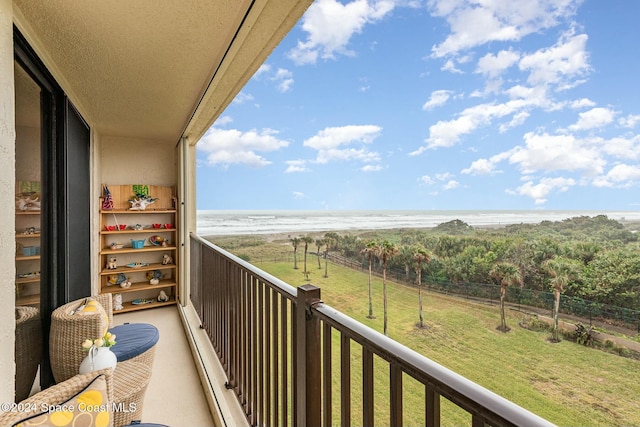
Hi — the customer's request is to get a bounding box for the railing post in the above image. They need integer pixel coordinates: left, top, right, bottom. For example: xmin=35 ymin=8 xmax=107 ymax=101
xmin=295 ymin=284 xmax=322 ymax=427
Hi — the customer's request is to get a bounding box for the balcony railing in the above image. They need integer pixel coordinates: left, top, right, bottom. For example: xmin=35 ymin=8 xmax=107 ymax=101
xmin=190 ymin=234 xmax=555 ymax=427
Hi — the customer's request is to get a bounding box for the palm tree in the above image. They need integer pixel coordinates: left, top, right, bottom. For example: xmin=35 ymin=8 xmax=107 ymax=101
xmin=543 ymin=257 xmax=575 ymax=341
xmin=315 ymin=238 xmax=324 ymax=269
xmin=360 ymin=240 xmax=378 ymax=319
xmin=323 ymin=232 xmax=338 ymax=278
xmin=375 ymin=240 xmax=398 ymax=336
xmin=399 ymin=245 xmax=414 ymax=282
xmin=489 ymin=261 xmax=522 ymax=332
xmin=290 ymin=236 xmax=301 ymax=270
xmin=412 ymin=244 xmax=433 ymax=329
xmin=301 ymin=235 xmax=314 ymax=275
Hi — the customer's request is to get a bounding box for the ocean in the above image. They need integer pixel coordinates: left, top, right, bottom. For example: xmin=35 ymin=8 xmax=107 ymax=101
xmin=196 ymin=210 xmax=640 ymax=236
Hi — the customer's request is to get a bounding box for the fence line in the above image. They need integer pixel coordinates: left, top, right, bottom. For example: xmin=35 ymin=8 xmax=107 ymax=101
xmin=251 ymin=252 xmax=640 ymax=333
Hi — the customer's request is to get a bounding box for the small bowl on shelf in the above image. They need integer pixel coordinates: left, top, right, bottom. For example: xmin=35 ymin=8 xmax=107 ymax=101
xmin=105 ymin=225 xmax=117 ymax=231
xmin=118 ymin=224 xmax=127 ymax=230
xmin=152 ymin=223 xmax=162 ymax=229
xmin=163 ymin=223 xmax=173 ymax=230
xmin=149 ymin=235 xmax=165 ymax=246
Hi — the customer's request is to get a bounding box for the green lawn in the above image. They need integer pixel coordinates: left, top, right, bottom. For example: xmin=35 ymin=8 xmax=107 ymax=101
xmin=258 ymin=259 xmax=640 ymax=427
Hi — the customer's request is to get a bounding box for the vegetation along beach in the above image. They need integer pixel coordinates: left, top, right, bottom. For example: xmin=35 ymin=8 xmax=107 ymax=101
xmin=203 ymin=213 xmax=640 ymax=426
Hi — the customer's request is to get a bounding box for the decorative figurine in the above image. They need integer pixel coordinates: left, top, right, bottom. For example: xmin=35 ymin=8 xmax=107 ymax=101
xmin=157 ymin=290 xmax=169 ymax=302
xmin=147 ymin=270 xmax=162 ymax=285
xmin=128 ymin=193 xmax=158 ymax=210
xmin=133 ymin=224 xmax=143 ymax=230
xmin=162 ymin=253 xmax=173 ymax=265
xmin=16 ymin=192 xmax=41 ymax=211
xmin=102 ymin=185 xmax=114 ymax=210
xmin=113 ymin=293 xmax=123 ymax=311
xmin=106 ymin=257 xmax=117 ymax=270
xmin=120 ymin=277 xmax=132 ymax=289
xmin=108 ymin=273 xmax=127 ymax=286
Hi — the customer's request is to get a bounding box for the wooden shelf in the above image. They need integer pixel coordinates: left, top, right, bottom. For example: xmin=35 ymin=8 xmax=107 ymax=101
xmin=100 ymin=228 xmax=175 ymax=235
xmin=100 ymin=262 xmax=176 ymax=275
xmin=16 ymin=294 xmax=40 ymax=306
xmin=100 ymin=209 xmax=176 ymax=214
xmin=16 ymin=276 xmax=40 ymax=284
xmin=15 ymin=207 xmax=40 ymax=306
xmin=16 ymin=233 xmax=41 ymax=238
xmin=102 ymin=279 xmax=176 ymax=294
xmin=99 ymin=184 xmax=178 ymax=313
xmin=100 ymin=245 xmax=177 ymax=255
xmin=16 ymin=255 xmax=40 ymax=261
xmin=114 ymin=296 xmax=176 ymax=313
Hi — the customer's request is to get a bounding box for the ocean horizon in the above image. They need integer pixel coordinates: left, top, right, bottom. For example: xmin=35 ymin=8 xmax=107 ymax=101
xmin=196 ymin=209 xmax=640 ymax=236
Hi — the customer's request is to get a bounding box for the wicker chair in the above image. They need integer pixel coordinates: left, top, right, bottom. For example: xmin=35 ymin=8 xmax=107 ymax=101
xmin=15 ymin=306 xmax=41 ymax=402
xmin=49 ymin=294 xmax=158 ymax=384
xmin=49 ymin=297 xmax=110 ymax=383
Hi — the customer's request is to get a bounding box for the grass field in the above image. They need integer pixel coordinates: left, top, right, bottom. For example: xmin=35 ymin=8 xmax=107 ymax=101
xmin=208 ymin=236 xmax=640 ymax=426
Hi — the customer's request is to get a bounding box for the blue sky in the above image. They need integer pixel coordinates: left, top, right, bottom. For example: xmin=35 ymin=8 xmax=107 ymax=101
xmin=196 ymin=0 xmax=640 ymax=211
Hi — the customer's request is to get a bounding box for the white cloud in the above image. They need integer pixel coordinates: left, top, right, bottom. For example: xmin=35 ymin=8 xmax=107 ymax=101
xmin=213 ymin=115 xmax=233 ymax=126
xmin=274 ymin=68 xmax=294 ymax=92
xmin=422 ymin=90 xmax=453 ymax=110
xmin=361 ymin=164 xmax=384 ymax=172
xmin=619 ymin=114 xmax=640 ymax=128
xmin=441 ymin=59 xmax=463 ymax=74
xmin=285 ymin=160 xmax=310 ymax=173
xmin=232 ymin=91 xmax=254 ymax=105
xmin=570 ymin=98 xmax=596 ymax=109
xmin=435 ymin=172 xmax=454 ymax=181
xmin=198 ymin=127 xmax=290 ymax=168
xmin=443 ymin=180 xmax=460 ymax=190
xmin=593 ymin=164 xmax=640 ymax=188
xmin=598 ymin=136 xmax=640 ymax=160
xmin=509 ymin=176 xmax=576 ymax=205
xmin=476 ymin=49 xmax=520 ymax=79
xmin=255 ymin=65 xmax=295 ymax=92
xmin=304 ymin=124 xmax=382 ymax=164
xmin=499 ymin=111 xmax=530 ymax=133
xmin=461 ymin=158 xmax=498 ymax=175
xmin=293 ymin=191 xmax=306 ymax=199
xmin=420 ymin=98 xmax=534 ymax=149
xmin=508 ymin=132 xmax=605 ymax=175
xmin=428 ymin=0 xmax=582 ymax=57
xmin=419 ymin=175 xmax=435 ymax=185
xmin=288 ymin=0 xmax=396 ymax=65
xmin=519 ymin=31 xmax=590 ymax=89
xmin=568 ymin=107 xmax=615 ymax=131
xmin=254 ymin=64 xmax=270 ymax=77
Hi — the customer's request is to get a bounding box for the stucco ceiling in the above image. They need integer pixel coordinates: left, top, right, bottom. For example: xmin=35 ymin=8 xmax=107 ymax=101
xmin=13 ymin=0 xmax=312 ymax=146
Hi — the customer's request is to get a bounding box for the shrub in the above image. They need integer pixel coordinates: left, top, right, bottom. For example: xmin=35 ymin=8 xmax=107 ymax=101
xmin=574 ymin=322 xmax=595 ymax=347
xmin=237 ymin=253 xmax=251 ymax=262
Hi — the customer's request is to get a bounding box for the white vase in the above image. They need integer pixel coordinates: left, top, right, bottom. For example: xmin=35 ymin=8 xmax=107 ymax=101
xmin=79 ymin=345 xmax=117 ymax=374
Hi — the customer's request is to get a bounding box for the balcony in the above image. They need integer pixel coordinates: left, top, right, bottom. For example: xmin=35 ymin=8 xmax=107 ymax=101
xmin=128 ymin=234 xmax=554 ymax=427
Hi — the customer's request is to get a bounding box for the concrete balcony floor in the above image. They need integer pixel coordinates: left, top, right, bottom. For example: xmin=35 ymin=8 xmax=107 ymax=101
xmin=114 ymin=305 xmax=215 ymax=426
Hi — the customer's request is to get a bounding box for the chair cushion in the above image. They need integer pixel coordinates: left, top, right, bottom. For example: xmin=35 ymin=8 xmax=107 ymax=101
xmin=12 ymin=374 xmax=110 ymax=427
xmin=109 ymin=323 xmax=159 ymax=362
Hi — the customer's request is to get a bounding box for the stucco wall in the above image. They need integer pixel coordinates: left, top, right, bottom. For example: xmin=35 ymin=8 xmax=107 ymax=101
xmin=100 ymin=135 xmax=177 ymax=186
xmin=0 ymin=0 xmax=16 ymax=404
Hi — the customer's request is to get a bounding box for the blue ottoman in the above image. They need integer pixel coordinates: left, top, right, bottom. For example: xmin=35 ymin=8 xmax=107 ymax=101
xmin=110 ymin=323 xmax=159 ymax=365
